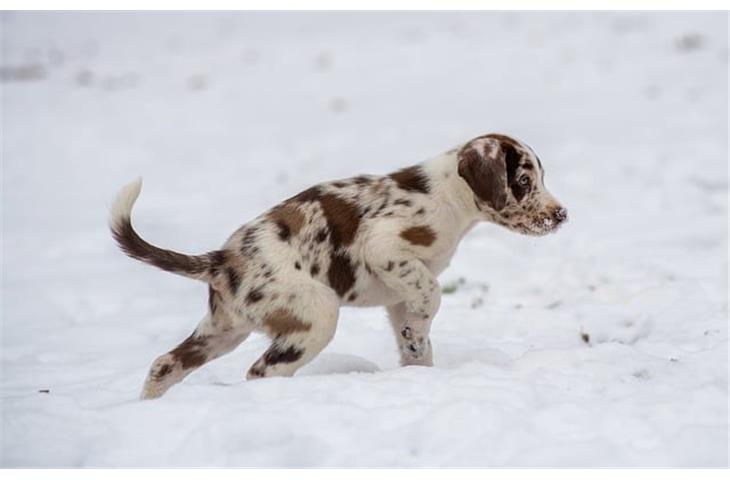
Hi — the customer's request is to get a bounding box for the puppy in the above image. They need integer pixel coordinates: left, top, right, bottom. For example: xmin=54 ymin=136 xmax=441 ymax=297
xmin=110 ymin=133 xmax=567 ymax=399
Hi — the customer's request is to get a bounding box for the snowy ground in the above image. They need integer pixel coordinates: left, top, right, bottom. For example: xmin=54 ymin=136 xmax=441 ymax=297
xmin=1 ymin=11 xmax=728 ymax=467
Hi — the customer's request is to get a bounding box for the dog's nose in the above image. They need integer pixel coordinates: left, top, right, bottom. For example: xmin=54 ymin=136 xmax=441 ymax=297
xmin=554 ymin=207 xmax=568 ymax=223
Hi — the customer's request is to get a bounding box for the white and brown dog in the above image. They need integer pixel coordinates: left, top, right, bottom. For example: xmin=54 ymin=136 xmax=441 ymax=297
xmin=110 ymin=133 xmax=567 ymax=399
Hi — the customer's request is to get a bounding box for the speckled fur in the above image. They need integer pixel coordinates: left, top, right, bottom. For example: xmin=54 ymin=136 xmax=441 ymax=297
xmin=109 ymin=133 xmax=567 ymax=399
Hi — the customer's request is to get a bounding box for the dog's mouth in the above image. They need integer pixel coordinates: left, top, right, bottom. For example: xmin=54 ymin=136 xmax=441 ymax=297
xmin=522 ymin=213 xmax=568 ymax=236
xmin=494 ymin=206 xmax=568 ymax=237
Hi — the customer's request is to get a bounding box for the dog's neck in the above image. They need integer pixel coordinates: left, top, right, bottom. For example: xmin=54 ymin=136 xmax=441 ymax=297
xmin=421 ymin=148 xmax=483 ymax=239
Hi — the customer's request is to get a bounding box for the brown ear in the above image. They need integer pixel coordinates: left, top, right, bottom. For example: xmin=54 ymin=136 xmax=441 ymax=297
xmin=457 ymin=140 xmax=507 ymax=211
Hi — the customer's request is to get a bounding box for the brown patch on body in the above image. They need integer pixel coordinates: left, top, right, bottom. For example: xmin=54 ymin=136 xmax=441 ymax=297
xmin=318 ymin=193 xmax=361 ymax=249
xmin=264 ymin=308 xmax=312 ymax=336
xmin=263 ymin=344 xmax=304 ymax=365
xmin=400 ymin=225 xmax=437 ymax=246
xmin=327 ymin=252 xmax=356 ymax=297
xmin=171 ymin=335 xmax=208 ymax=369
xmin=269 ymin=203 xmax=305 ymax=241
xmin=389 ymin=166 xmax=430 ymax=194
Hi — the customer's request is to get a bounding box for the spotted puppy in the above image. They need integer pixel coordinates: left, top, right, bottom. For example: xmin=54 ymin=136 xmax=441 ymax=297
xmin=110 ymin=133 xmax=567 ymax=399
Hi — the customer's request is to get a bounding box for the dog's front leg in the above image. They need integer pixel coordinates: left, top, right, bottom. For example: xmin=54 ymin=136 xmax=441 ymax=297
xmin=376 ymin=259 xmax=441 ymax=366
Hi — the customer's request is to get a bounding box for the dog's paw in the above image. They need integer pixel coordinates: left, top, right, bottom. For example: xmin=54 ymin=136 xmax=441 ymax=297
xmin=140 ymin=382 xmax=166 ymax=400
xmin=400 ymin=337 xmax=433 ymax=366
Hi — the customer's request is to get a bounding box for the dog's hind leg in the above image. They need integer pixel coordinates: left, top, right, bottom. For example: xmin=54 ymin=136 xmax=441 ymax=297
xmin=246 ymin=281 xmax=339 ymax=380
xmin=140 ymin=298 xmax=252 ymax=400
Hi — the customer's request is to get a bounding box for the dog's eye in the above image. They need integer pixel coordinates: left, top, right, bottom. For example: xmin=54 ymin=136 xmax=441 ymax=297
xmin=518 ymin=175 xmax=530 ymax=187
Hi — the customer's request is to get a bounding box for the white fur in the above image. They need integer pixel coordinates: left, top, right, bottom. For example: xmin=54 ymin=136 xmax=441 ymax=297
xmin=109 ymin=176 xmax=143 ymax=227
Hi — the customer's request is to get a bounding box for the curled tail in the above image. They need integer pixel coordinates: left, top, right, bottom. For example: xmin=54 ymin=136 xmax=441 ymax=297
xmin=109 ymin=178 xmax=224 ymax=283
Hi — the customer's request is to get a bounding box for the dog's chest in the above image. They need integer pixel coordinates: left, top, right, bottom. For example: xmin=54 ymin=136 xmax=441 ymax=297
xmin=423 ymin=220 xmax=476 ymax=276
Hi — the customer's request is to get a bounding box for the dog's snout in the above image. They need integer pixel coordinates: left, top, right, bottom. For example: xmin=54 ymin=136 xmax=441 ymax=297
xmin=553 ymin=207 xmax=568 ymax=223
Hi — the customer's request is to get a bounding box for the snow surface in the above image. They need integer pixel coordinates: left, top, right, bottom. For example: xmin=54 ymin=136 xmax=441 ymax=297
xmin=1 ymin=11 xmax=728 ymax=467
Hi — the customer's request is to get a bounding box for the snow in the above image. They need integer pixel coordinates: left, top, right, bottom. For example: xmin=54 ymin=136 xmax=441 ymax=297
xmin=1 ymin=11 xmax=728 ymax=467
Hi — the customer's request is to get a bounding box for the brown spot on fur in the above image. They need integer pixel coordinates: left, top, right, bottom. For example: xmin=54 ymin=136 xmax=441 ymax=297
xmin=263 ymin=344 xmax=304 ymax=365
xmin=310 ymin=264 xmax=320 ymax=276
xmin=400 ymin=225 xmax=436 ymax=246
xmin=389 ymin=166 xmax=430 ymax=194
xmin=315 ymin=229 xmax=328 ymax=243
xmin=373 ymin=199 xmax=389 ymax=217
xmin=393 ymin=198 xmax=412 ymax=207
xmin=155 ymin=363 xmax=172 ymax=378
xmin=264 ymin=308 xmax=312 ymax=336
xmin=171 ymin=335 xmax=208 ymax=369
xmin=269 ymin=203 xmax=305 ymax=241
xmin=352 ymin=175 xmax=372 ymax=185
xmin=348 ymin=292 xmax=358 ymax=302
xmin=276 ymin=221 xmax=290 ymax=241
xmin=225 ymin=266 xmax=241 ymax=294
xmin=207 ymin=250 xmax=228 ymax=274
xmin=318 ymin=193 xmax=361 ymax=249
xmin=246 ymin=288 xmax=264 ymax=305
xmin=327 ymin=252 xmax=356 ymax=297
xmin=240 ymin=227 xmax=259 ymax=256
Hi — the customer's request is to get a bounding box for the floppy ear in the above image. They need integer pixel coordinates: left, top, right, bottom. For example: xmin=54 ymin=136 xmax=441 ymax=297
xmin=457 ymin=139 xmax=507 ymax=211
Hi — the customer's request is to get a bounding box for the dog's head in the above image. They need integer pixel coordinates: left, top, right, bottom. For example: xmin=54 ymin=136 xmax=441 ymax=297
xmin=457 ymin=133 xmax=567 ymax=236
